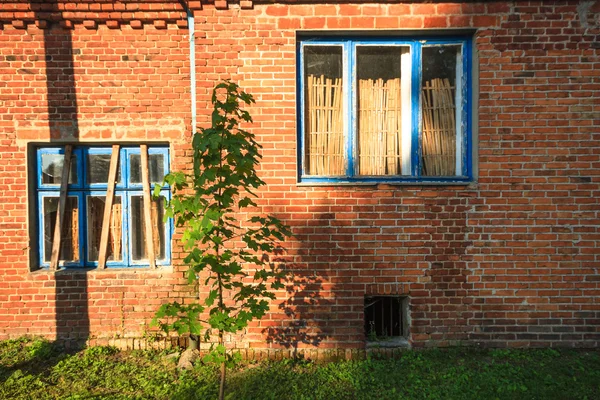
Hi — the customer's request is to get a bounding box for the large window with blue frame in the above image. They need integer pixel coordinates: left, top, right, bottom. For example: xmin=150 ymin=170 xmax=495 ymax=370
xmin=298 ymin=36 xmax=472 ymax=183
xmin=36 ymin=145 xmax=171 ymax=268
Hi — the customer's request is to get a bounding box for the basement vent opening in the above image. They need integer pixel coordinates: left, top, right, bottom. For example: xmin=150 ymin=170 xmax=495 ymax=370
xmin=364 ymin=296 xmax=409 ymax=347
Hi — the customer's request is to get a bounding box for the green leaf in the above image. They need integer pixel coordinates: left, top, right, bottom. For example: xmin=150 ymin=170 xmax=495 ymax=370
xmin=206 ymin=290 xmax=218 ymax=307
xmin=152 ymin=184 xmax=161 ymax=199
xmin=189 ymin=319 xmax=202 ymax=335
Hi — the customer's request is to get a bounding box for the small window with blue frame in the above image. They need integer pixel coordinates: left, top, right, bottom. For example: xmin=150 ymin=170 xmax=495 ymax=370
xmin=298 ymin=35 xmax=472 ymax=183
xmin=36 ymin=145 xmax=171 ymax=269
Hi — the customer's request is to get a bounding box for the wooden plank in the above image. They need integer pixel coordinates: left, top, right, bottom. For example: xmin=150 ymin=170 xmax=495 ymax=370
xmin=71 ymin=206 xmax=79 ymax=262
xmin=50 ymin=144 xmax=73 ymax=270
xmin=98 ymin=145 xmax=120 ymax=269
xmin=140 ymin=144 xmax=157 ymax=269
xmin=308 ymin=74 xmax=315 ymax=175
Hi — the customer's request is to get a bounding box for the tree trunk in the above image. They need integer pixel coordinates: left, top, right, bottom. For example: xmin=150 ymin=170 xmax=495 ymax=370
xmin=218 ymin=330 xmax=226 ymax=400
xmin=219 ymin=359 xmax=226 ymax=400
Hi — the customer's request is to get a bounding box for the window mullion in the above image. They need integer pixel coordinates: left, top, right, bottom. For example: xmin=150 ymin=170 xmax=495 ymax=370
xmin=123 ymin=191 xmax=130 ymax=266
xmin=400 ymin=45 xmax=413 ymax=176
xmin=70 ymin=192 xmax=85 ymax=267
xmin=411 ymin=41 xmax=422 ymax=178
xmin=345 ymin=40 xmax=354 ymax=178
xmin=299 ymin=44 xmax=306 ymax=177
xmin=463 ymin=40 xmax=472 ymax=179
xmin=455 ymin=44 xmax=464 ymax=176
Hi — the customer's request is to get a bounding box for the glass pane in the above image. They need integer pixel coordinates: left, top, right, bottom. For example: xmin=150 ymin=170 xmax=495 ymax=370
xmin=303 ymin=46 xmax=344 ymax=176
xmin=129 ymin=153 xmax=165 ymax=185
xmin=131 ymin=195 xmax=166 ymax=262
xmin=87 ymin=196 xmax=123 ymax=262
xmin=357 ymin=46 xmax=407 ymax=176
xmin=43 ymin=196 xmax=79 ymax=263
xmin=420 ymin=45 xmax=461 ymax=176
xmin=87 ymin=154 xmax=121 ymax=184
xmin=41 ymin=153 xmax=77 ymax=185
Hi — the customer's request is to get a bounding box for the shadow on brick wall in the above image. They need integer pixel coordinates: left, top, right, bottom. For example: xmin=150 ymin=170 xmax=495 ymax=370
xmin=42 ymin=8 xmax=79 ymax=139
xmin=55 ymin=270 xmax=89 ymax=348
xmin=36 ymin=1 xmax=88 ymax=348
xmin=264 ymin=270 xmax=333 ymax=358
xmin=263 ymin=210 xmax=340 ymax=358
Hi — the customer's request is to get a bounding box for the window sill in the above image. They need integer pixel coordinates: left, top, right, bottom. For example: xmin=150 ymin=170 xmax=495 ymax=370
xmin=297 ymin=180 xmax=477 ymax=188
xmin=30 ymin=265 xmax=173 ymax=276
xmin=366 ymin=337 xmax=410 ymax=349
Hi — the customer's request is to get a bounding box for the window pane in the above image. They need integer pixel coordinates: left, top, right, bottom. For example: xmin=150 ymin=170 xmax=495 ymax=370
xmin=304 ymin=45 xmax=344 ymax=176
xmin=87 ymin=154 xmax=121 ymax=184
xmin=41 ymin=154 xmax=77 ymax=185
xmin=87 ymin=196 xmax=123 ymax=262
xmin=129 ymin=153 xmax=165 ymax=185
xmin=357 ymin=46 xmax=407 ymax=176
xmin=421 ymin=45 xmax=461 ymax=176
xmin=43 ymin=196 xmax=79 ymax=263
xmin=131 ymin=195 xmax=166 ymax=262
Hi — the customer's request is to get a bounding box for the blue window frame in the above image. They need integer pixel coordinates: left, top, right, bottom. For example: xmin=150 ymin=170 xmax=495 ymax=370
xmin=298 ymin=35 xmax=472 ymax=184
xmin=36 ymin=145 xmax=171 ymax=268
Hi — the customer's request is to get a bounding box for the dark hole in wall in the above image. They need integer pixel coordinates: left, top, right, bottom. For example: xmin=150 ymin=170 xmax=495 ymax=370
xmin=364 ymin=296 xmax=408 ymax=339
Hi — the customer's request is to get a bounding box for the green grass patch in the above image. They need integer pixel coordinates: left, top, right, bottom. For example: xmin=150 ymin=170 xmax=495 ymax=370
xmin=1 ymin=338 xmax=599 ymax=399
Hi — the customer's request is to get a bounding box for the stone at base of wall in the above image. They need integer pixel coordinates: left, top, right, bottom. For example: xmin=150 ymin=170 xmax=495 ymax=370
xmin=83 ymin=337 xmax=410 ymax=361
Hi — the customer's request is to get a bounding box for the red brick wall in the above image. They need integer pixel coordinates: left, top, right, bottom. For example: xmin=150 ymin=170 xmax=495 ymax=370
xmin=0 ymin=3 xmax=194 ymax=342
xmin=1 ymin=1 xmax=599 ymax=350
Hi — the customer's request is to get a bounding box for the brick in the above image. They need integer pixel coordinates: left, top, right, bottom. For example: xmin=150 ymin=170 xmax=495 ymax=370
xmin=449 ymin=15 xmax=472 ymax=27
xmin=327 ymin=17 xmax=351 ymax=29
xmin=12 ymin=20 xmax=26 ymax=29
xmin=278 ymin=18 xmax=301 ymax=30
xmin=339 ymin=4 xmax=361 ymax=16
xmin=265 ymin=5 xmax=287 ymax=16
xmin=399 ymin=16 xmax=424 ymax=29
xmin=314 ymin=5 xmax=337 ymax=16
xmin=473 ymin=15 xmax=499 ymax=27
xmin=350 ymin=17 xmax=375 ymax=29
xmin=411 ymin=3 xmax=437 ymax=15
xmin=83 ymin=20 xmax=97 ymax=29
xmin=106 ymin=20 xmax=119 ymax=29
xmin=424 ymin=16 xmax=448 ymax=28
xmin=59 ymin=20 xmax=74 ymax=29
xmin=214 ymin=0 xmax=228 ymax=10
xmin=389 ymin=4 xmax=411 ymax=15
xmin=304 ymin=17 xmax=326 ymax=29
xmin=375 ymin=17 xmax=400 ymax=29
xmin=153 ymin=20 xmax=167 ymax=29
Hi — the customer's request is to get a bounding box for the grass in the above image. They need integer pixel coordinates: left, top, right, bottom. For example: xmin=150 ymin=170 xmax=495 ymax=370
xmin=1 ymin=338 xmax=599 ymax=400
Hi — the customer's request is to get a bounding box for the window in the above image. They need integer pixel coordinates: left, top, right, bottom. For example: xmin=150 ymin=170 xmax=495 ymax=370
xmin=36 ymin=145 xmax=171 ymax=268
xmin=364 ymin=296 xmax=409 ymax=345
xmin=298 ymin=36 xmax=472 ymax=183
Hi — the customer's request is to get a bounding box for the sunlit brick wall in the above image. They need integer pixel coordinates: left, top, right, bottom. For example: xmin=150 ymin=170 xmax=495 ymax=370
xmin=0 ymin=2 xmax=195 ymax=342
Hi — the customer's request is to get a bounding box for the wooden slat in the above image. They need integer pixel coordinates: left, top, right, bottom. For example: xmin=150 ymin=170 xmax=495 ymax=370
xmin=50 ymin=144 xmax=73 ymax=270
xmin=421 ymin=78 xmax=457 ymax=176
xmin=140 ymin=144 xmax=157 ymax=269
xmin=71 ymin=206 xmax=79 ymax=261
xmin=305 ymin=75 xmax=345 ymax=176
xmin=98 ymin=145 xmax=120 ymax=269
xmin=357 ymin=78 xmax=403 ymax=176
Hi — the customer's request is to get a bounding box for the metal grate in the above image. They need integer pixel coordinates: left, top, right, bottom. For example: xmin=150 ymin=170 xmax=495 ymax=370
xmin=364 ymin=296 xmax=407 ymax=339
